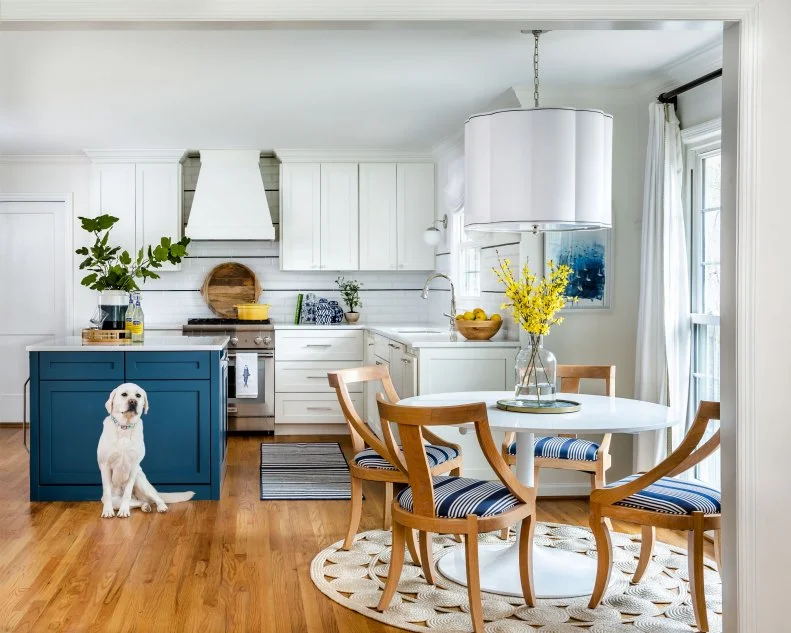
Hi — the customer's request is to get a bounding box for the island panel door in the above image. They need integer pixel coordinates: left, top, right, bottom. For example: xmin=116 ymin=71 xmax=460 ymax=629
xmin=135 ymin=380 xmax=211 ymax=484
xmin=39 ymin=380 xmax=119 ymax=485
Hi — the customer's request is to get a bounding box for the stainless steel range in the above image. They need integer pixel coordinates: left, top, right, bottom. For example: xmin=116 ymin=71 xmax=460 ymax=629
xmin=183 ymin=318 xmax=275 ymax=433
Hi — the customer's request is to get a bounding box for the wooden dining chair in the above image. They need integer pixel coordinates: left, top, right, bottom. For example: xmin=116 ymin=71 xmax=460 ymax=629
xmin=588 ymin=400 xmax=721 ymax=632
xmin=375 ymin=396 xmax=537 ymax=633
xmin=500 ymin=365 xmax=615 ymax=539
xmin=327 ymin=365 xmax=463 ymax=552
xmin=502 ymin=365 xmax=616 ymax=486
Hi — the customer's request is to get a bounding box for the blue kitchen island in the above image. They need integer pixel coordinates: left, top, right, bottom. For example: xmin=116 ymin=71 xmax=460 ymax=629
xmin=26 ymin=335 xmax=229 ymax=501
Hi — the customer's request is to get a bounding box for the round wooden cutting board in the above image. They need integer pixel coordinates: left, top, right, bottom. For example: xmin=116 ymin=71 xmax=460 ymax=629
xmin=200 ymin=263 xmax=262 ymax=318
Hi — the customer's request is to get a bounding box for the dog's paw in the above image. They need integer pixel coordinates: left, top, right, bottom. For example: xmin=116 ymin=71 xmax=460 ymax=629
xmin=101 ymin=506 xmax=115 ymax=518
xmin=141 ymin=502 xmax=152 ymax=513
xmin=117 ymin=504 xmax=131 ymax=518
xmin=156 ymin=502 xmax=168 ymax=513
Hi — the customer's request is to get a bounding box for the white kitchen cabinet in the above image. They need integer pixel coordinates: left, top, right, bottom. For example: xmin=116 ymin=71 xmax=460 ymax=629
xmin=359 ymin=162 xmax=436 ymax=271
xmin=397 ymin=163 xmax=436 ymax=271
xmin=89 ymin=152 xmax=184 ymax=272
xmin=321 ymin=163 xmax=359 ymax=271
xmin=280 ymin=162 xmax=321 ymax=270
xmin=359 ymin=163 xmax=398 ymax=270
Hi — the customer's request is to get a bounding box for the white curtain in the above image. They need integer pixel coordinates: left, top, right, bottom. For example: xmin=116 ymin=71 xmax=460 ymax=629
xmin=634 ymin=103 xmax=691 ymax=472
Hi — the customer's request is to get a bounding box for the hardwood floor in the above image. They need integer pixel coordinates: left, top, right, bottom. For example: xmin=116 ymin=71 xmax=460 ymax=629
xmin=0 ymin=429 xmax=709 ymax=633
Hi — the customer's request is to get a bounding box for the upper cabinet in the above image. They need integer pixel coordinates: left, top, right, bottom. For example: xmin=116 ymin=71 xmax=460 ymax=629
xmin=87 ymin=151 xmax=184 ymax=272
xmin=359 ymin=162 xmax=435 ymax=271
xmin=281 ymin=157 xmax=435 ymax=272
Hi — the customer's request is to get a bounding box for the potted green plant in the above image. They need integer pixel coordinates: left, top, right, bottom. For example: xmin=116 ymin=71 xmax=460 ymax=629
xmin=76 ymin=214 xmax=191 ymax=329
xmin=335 ymin=276 xmax=363 ymax=323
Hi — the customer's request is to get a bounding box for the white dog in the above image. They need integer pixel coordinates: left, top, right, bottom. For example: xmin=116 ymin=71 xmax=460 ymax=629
xmin=98 ymin=383 xmax=195 ymax=518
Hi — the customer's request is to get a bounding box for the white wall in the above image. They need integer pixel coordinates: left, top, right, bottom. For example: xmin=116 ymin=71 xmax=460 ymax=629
xmin=676 ymin=77 xmax=722 ymax=128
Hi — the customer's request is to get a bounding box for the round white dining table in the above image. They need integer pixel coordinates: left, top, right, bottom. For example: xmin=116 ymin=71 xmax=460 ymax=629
xmin=398 ymin=391 xmax=680 ymax=599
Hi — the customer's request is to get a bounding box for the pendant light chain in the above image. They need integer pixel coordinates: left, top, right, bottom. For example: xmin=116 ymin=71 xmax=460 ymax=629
xmin=532 ymin=30 xmax=541 ymax=108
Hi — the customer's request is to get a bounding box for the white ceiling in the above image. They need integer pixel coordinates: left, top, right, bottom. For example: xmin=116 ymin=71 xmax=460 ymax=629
xmin=0 ymin=26 xmax=722 ymax=154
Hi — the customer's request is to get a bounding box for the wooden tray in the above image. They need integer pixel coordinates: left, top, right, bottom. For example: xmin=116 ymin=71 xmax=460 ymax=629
xmin=201 ymin=262 xmax=262 ymax=318
xmin=82 ymin=329 xmax=132 ymax=344
xmin=496 ymin=398 xmax=581 ymax=414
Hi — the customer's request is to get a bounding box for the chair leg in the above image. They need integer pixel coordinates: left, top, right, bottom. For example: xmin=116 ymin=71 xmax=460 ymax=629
xmin=419 ymin=531 xmax=436 ymax=585
xmin=377 ymin=521 xmax=406 ymax=612
xmin=464 ymin=516 xmax=484 ymax=633
xmin=588 ymin=509 xmax=613 ymax=608
xmin=518 ymin=513 xmax=537 ymax=607
xmin=383 ymin=482 xmax=393 ymax=530
xmin=405 ymin=528 xmax=421 ymax=566
xmin=500 ymin=526 xmax=510 ymax=541
xmin=343 ymin=475 xmax=363 ymax=550
xmin=589 ymin=471 xmax=613 ymax=532
xmin=633 ymin=525 xmax=655 ymax=583
xmin=712 ymin=529 xmax=722 ymax=572
xmin=688 ymin=514 xmax=709 ymax=632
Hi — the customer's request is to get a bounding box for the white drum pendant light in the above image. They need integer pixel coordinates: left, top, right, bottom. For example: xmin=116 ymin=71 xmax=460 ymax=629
xmin=464 ymin=31 xmax=613 ymax=233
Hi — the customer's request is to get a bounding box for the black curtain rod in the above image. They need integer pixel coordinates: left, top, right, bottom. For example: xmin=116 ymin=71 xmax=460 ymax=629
xmin=658 ymin=68 xmax=723 ymax=106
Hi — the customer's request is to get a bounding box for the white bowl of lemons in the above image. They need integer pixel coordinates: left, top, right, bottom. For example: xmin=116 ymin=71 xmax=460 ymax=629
xmin=455 ymin=308 xmax=503 ymax=340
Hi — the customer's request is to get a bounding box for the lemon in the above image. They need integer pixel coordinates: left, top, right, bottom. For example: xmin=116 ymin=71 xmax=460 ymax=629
xmin=463 ymin=311 xmax=475 ymax=320
xmin=455 ymin=314 xmax=464 ymax=320
xmin=491 ymin=313 xmax=502 ymax=322
xmin=474 ymin=313 xmax=487 ymax=321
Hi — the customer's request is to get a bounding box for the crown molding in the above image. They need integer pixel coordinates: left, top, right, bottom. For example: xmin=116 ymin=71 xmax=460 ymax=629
xmin=274 ymin=148 xmax=434 ymax=163
xmin=83 ymin=149 xmax=186 ymax=162
xmin=0 ymin=154 xmax=88 ymax=164
xmin=636 ymin=40 xmax=723 ymax=103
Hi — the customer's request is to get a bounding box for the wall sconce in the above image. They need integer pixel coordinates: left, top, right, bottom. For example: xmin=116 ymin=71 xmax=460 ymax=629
xmin=423 ymin=214 xmax=448 ymax=246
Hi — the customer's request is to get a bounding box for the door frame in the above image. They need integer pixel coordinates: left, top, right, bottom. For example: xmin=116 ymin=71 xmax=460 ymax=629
xmin=0 ymin=194 xmax=74 ymax=335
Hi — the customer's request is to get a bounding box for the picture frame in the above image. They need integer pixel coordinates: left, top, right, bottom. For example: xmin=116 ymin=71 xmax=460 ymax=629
xmin=544 ymin=229 xmax=612 ymax=310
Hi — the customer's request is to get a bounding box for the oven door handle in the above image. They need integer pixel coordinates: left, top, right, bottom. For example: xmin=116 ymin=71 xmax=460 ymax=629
xmin=228 ymin=351 xmax=274 ymax=360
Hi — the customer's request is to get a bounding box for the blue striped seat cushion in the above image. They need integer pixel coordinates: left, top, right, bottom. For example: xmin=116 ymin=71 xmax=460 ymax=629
xmin=353 ymin=445 xmax=459 ymax=470
xmin=397 ymin=476 xmax=521 ymax=518
xmin=508 ymin=436 xmax=600 ymax=462
xmin=609 ymin=474 xmax=721 ymax=515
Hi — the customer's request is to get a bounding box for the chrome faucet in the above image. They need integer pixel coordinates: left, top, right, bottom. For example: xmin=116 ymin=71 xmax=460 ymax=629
xmin=421 ymin=273 xmax=458 ymax=338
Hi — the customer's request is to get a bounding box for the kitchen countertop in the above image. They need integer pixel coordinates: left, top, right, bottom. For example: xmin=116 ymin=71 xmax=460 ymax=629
xmin=27 ymin=334 xmax=230 ymax=352
xmin=274 ymin=322 xmax=521 ymax=349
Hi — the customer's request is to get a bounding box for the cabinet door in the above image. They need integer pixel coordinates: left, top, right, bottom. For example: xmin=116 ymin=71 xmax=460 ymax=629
xmin=91 ymin=163 xmax=137 ymax=258
xmin=397 ymin=163 xmax=436 ymax=270
xmin=400 ymin=352 xmax=418 ymax=399
xmin=136 ymin=162 xmax=182 ymax=271
xmin=39 ymin=380 xmax=119 ymax=485
xmin=359 ymin=163 xmax=397 ymax=270
xmin=281 ymin=163 xmax=321 ymax=270
xmin=135 ymin=380 xmax=211 ymax=484
xmin=320 ymin=163 xmax=359 ymax=270
xmin=388 ymin=340 xmax=407 ymax=400
xmin=363 ymin=332 xmax=376 ymax=426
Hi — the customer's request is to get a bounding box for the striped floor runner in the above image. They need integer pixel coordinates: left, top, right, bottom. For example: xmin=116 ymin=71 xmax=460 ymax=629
xmin=260 ymin=442 xmax=352 ymax=500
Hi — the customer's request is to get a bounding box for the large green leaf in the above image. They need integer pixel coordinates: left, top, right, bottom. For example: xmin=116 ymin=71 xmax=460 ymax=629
xmin=119 ymin=250 xmax=132 ymax=265
xmin=80 ymin=273 xmax=97 ymax=287
xmin=96 ymin=214 xmax=119 ymax=230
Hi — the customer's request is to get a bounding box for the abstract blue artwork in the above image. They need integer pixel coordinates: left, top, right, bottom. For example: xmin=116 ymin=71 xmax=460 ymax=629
xmin=544 ymin=229 xmax=612 ymax=309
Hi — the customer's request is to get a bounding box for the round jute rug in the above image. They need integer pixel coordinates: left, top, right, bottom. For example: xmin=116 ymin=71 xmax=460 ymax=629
xmin=310 ymin=523 xmax=722 ymax=632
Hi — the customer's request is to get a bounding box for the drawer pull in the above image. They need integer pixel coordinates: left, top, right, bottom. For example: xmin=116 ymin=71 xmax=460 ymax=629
xmin=306 ymin=376 xmax=326 ymax=379
xmin=388 ymin=343 xmax=400 ymax=349
xmin=305 ymin=344 xmax=332 ymax=348
xmin=306 ymin=406 xmax=334 ymax=411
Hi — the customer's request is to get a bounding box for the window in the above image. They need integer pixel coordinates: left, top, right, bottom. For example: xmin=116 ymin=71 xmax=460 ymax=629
xmin=452 ymin=213 xmax=481 ymax=298
xmin=686 ymin=125 xmax=721 ymax=488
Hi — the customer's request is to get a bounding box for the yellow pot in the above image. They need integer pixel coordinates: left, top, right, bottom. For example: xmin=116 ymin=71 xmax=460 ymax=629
xmin=235 ymin=303 xmax=271 ymax=321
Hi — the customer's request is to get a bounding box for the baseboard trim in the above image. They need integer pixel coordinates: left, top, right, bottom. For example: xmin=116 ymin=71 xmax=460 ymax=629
xmin=0 ymin=422 xmax=23 ymax=428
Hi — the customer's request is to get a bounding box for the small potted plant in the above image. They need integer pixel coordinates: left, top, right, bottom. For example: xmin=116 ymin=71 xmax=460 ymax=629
xmin=76 ymin=214 xmax=191 ymax=329
xmin=335 ymin=276 xmax=362 ymax=323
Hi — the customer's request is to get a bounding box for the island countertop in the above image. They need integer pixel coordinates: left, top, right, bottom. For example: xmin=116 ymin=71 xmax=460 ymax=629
xmin=26 ymin=334 xmax=230 ymax=352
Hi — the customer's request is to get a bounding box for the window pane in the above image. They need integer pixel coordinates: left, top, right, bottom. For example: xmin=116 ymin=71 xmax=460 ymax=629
xmin=702 ymin=263 xmax=720 ymax=316
xmin=459 ymin=247 xmax=480 ymax=297
xmin=692 ymin=322 xmax=721 ymax=488
xmin=703 ymin=209 xmax=720 ymax=264
xmin=703 ymin=154 xmax=721 ymax=209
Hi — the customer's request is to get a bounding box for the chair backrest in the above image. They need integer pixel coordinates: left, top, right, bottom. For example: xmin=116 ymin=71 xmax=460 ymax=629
xmin=557 ymin=365 xmax=616 ymax=397
xmin=593 ymin=400 xmax=721 ymax=507
xmin=376 ymin=396 xmax=533 ymax=518
xmin=328 ymin=365 xmax=399 ymax=456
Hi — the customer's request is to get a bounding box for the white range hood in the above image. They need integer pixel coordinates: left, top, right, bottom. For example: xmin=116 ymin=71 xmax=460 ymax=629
xmin=185 ymin=150 xmax=275 ymax=240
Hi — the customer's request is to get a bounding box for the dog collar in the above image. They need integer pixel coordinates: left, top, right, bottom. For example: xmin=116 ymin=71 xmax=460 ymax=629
xmin=111 ymin=415 xmax=137 ymax=431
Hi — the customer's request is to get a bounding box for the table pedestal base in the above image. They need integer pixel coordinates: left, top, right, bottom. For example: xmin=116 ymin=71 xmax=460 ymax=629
xmin=436 ymin=542 xmax=598 ymax=599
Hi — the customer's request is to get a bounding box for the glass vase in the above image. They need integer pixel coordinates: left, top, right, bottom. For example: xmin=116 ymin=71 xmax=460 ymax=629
xmin=98 ymin=290 xmax=129 ymax=330
xmin=514 ymin=334 xmax=557 ymax=406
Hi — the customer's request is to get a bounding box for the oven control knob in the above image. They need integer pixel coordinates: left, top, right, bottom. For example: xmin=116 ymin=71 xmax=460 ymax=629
xmin=254 ymin=336 xmax=263 ymax=345
xmin=230 ymin=337 xmax=239 ymax=346
xmin=263 ymin=336 xmax=272 ymax=346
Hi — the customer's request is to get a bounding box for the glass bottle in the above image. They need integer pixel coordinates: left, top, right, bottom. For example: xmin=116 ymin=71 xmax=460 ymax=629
xmin=514 ymin=334 xmax=557 ymax=406
xmin=131 ymin=293 xmax=145 ymax=342
xmin=124 ymin=293 xmax=135 ymax=336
